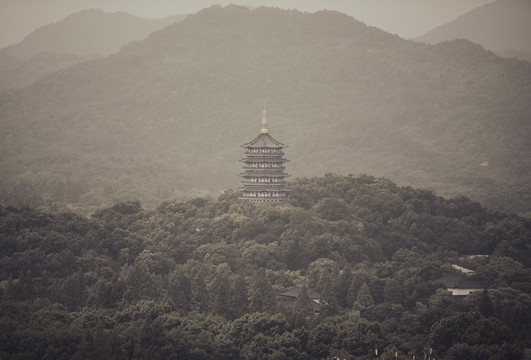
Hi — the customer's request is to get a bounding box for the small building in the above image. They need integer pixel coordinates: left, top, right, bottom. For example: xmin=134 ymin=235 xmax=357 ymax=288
xmin=276 ymin=287 xmax=321 ymax=313
xmin=432 ymin=275 xmax=483 ymax=296
xmin=239 ymin=104 xmax=290 ymax=203
xmin=451 ymin=264 xmax=474 ymax=275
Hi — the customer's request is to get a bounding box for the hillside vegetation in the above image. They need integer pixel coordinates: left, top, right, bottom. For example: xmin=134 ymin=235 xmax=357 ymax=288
xmin=1 ymin=174 xmax=530 ymax=359
xmin=416 ymin=0 xmax=531 ymax=62
xmin=0 ymin=9 xmax=187 ymax=92
xmin=0 ymin=5 xmax=530 ymax=215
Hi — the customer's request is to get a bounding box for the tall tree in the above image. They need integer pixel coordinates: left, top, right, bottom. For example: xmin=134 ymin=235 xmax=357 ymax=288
xmin=168 ymin=268 xmax=192 ymax=313
xmin=249 ymin=270 xmax=277 ymax=314
xmin=230 ymin=274 xmax=249 ymax=319
xmin=211 ymin=272 xmax=230 ymax=318
xmin=477 ymin=289 xmax=493 ymax=317
xmin=355 ymin=282 xmax=374 ymax=309
xmin=294 ymin=284 xmax=315 ymax=322
xmin=320 ymin=273 xmax=339 ymax=317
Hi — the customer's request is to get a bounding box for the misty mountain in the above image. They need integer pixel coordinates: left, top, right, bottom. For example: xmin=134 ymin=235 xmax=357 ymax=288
xmin=0 ymin=51 xmax=98 ymax=93
xmin=416 ymin=0 xmax=531 ymax=62
xmin=2 ymin=9 xmax=187 ymax=59
xmin=0 ymin=9 xmax=187 ymax=92
xmin=0 ymin=5 xmax=530 ymax=215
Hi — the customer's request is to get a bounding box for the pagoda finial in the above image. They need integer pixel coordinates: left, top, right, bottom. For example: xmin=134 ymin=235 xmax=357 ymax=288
xmin=261 ymin=100 xmax=268 ymax=133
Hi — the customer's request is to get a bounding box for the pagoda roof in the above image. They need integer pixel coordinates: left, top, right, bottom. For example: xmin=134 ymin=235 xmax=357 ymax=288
xmin=277 ymin=287 xmax=321 ymax=299
xmin=242 ymin=132 xmax=286 ymax=148
xmin=432 ymin=275 xmax=483 ymax=289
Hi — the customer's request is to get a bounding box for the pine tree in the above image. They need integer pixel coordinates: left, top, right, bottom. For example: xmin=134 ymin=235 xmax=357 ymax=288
xmin=294 ymin=284 xmax=314 ymax=319
xmin=477 ymin=288 xmax=493 ymax=317
xmin=168 ymin=269 xmax=192 ymax=313
xmin=384 ymin=278 xmax=402 ymax=304
xmin=192 ymin=269 xmax=209 ymax=313
xmin=355 ymin=282 xmax=374 ymax=309
xmin=230 ymin=274 xmax=249 ymax=319
xmin=320 ymin=273 xmax=339 ymax=316
xmin=249 ymin=270 xmax=277 ymax=314
xmin=211 ymin=273 xmax=230 ymax=317
xmin=336 ymin=266 xmax=352 ymax=308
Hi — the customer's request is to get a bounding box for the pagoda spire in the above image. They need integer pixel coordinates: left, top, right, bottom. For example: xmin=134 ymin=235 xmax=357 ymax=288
xmin=261 ymin=100 xmax=268 ymax=134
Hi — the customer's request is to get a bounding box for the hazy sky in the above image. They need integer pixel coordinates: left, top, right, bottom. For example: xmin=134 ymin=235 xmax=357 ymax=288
xmin=0 ymin=0 xmax=493 ymax=48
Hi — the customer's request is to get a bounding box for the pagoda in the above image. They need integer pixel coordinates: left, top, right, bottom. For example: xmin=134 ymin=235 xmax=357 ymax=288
xmin=240 ymin=104 xmax=289 ymax=203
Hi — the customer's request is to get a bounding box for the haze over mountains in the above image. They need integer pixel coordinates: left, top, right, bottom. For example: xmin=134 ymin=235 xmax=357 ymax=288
xmin=0 ymin=9 xmax=186 ymax=92
xmin=416 ymin=0 xmax=531 ymax=62
xmin=0 ymin=0 xmax=493 ymax=48
xmin=0 ymin=5 xmax=530 ymax=216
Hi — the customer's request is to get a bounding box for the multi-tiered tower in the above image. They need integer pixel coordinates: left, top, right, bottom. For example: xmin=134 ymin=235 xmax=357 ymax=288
xmin=240 ymin=105 xmax=289 ymax=203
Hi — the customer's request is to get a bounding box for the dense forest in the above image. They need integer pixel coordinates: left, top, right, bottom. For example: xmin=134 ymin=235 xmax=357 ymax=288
xmin=1 ymin=174 xmax=530 ymax=359
xmin=1 ymin=5 xmax=530 ymax=216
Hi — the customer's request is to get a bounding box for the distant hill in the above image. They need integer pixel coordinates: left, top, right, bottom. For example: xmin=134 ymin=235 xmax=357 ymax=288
xmin=0 ymin=9 xmax=186 ymax=91
xmin=0 ymin=51 xmax=98 ymax=93
xmin=416 ymin=0 xmax=531 ymax=62
xmin=0 ymin=5 xmax=530 ymax=215
xmin=2 ymin=9 xmax=187 ymax=59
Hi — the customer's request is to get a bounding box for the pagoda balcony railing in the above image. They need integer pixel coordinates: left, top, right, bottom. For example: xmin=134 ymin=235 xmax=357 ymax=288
xmin=245 ymin=151 xmax=285 ymax=156
xmin=241 ymin=179 xmax=286 ymax=183
xmin=241 ymin=171 xmax=289 ymax=177
xmin=244 ymin=149 xmax=284 ymax=154
xmin=240 ymin=187 xmax=291 ymax=192
xmin=242 ymin=169 xmax=287 ymax=174
xmin=238 ymin=198 xmax=289 ymax=203
xmin=240 ymin=173 xmax=286 ymax=177
xmin=240 ymin=192 xmax=289 ymax=199
xmin=239 ymin=173 xmax=291 ymax=178
xmin=242 ymin=165 xmax=286 ymax=170
xmin=240 ymin=184 xmax=290 ymax=188
xmin=242 ymin=182 xmax=286 ymax=189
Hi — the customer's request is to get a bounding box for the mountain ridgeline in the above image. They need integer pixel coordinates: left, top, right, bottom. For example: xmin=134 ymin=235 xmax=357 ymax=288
xmin=0 ymin=9 xmax=187 ymax=92
xmin=0 ymin=5 xmax=530 ymax=215
xmin=416 ymin=0 xmax=531 ymax=62
xmin=3 ymin=9 xmax=187 ymax=59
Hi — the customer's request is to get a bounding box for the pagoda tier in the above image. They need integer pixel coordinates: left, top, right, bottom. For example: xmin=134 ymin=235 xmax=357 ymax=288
xmin=239 ymin=105 xmax=289 ymax=203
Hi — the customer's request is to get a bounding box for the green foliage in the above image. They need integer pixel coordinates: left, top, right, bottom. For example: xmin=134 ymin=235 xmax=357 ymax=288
xmin=293 ymin=284 xmax=314 ymax=323
xmin=0 ymin=174 xmax=530 ymax=358
xmin=249 ymin=270 xmax=277 ymax=314
xmin=355 ymin=282 xmax=375 ymax=315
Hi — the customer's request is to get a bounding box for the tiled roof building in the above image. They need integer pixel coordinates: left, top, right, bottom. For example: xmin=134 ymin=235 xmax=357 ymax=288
xmin=276 ymin=287 xmax=321 ymax=313
xmin=432 ymin=275 xmax=483 ymax=296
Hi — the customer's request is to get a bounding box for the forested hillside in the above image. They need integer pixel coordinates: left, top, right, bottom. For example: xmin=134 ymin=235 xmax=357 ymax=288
xmin=0 ymin=5 xmax=530 ymax=216
xmin=416 ymin=0 xmax=531 ymax=62
xmin=1 ymin=175 xmax=530 ymax=359
xmin=0 ymin=9 xmax=187 ymax=92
